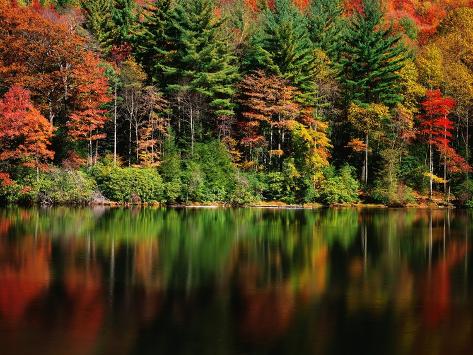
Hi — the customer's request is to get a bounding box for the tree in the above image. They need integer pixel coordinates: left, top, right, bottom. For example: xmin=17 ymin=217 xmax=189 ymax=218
xmin=338 ymin=0 xmax=408 ymax=107
xmin=133 ymin=0 xmax=175 ymax=84
xmin=0 ymin=2 xmax=111 ymax=160
xmin=245 ymin=0 xmax=318 ymax=106
xmin=0 ymin=86 xmax=54 ymax=181
xmin=417 ymin=90 xmax=469 ymax=199
xmin=347 ymin=102 xmax=389 ymax=184
xmin=160 ymin=0 xmax=239 ymax=152
xmin=237 ymin=70 xmax=330 ymax=178
xmin=66 ymin=53 xmax=111 ymax=165
xmin=81 ymin=0 xmax=116 ymax=54
xmin=417 ymin=8 xmax=473 ymax=174
xmin=111 ymin=0 xmax=137 ymax=45
xmin=237 ymin=70 xmax=299 ymax=169
xmin=306 ymin=0 xmax=345 ymax=61
xmin=119 ymin=59 xmax=168 ymax=166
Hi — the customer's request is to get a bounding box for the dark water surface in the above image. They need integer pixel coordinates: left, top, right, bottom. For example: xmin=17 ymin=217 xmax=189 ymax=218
xmin=0 ymin=207 xmax=473 ymax=355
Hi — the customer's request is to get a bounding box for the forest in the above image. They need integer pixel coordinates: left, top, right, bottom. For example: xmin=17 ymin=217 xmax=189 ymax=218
xmin=1 ymin=0 xmax=473 ymax=206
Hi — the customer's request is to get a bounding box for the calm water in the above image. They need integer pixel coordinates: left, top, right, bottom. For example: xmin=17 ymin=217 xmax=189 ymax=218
xmin=0 ymin=207 xmax=472 ymax=355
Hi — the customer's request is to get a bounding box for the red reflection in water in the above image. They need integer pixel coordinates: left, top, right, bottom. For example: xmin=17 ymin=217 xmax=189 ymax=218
xmin=0 ymin=236 xmax=51 ymax=325
xmin=423 ymin=241 xmax=469 ymax=328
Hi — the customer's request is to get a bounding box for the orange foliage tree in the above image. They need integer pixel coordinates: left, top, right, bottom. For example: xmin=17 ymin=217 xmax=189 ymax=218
xmin=0 ymin=85 xmax=54 ymax=183
xmin=237 ymin=70 xmax=330 ymax=172
xmin=346 ymin=0 xmax=473 ymax=41
xmin=0 ymin=2 xmax=110 ymax=162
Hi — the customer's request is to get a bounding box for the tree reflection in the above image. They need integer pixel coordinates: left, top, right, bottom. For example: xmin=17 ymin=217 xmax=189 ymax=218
xmin=0 ymin=207 xmax=472 ymax=355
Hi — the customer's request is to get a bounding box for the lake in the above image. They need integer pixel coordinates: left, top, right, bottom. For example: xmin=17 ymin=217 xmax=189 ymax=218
xmin=0 ymin=207 xmax=472 ymax=355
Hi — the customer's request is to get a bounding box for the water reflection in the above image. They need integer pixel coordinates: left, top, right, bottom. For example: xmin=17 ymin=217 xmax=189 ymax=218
xmin=0 ymin=208 xmax=472 ymax=355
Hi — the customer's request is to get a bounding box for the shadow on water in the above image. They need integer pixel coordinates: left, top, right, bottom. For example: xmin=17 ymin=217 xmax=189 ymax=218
xmin=0 ymin=207 xmax=472 ymax=355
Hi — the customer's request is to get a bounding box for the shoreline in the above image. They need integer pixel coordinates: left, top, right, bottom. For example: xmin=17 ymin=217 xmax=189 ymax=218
xmin=41 ymin=200 xmax=458 ymax=209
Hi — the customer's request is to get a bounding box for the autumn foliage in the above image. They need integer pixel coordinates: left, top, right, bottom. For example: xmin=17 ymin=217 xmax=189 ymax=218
xmin=0 ymin=85 xmax=54 ymax=183
xmin=0 ymin=2 xmax=110 ymax=144
xmin=418 ymin=90 xmax=470 ymax=175
xmin=238 ymin=70 xmax=329 ymax=170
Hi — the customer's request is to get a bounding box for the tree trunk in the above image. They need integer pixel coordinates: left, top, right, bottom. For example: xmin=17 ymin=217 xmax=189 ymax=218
xmin=467 ymin=111 xmax=470 ymax=181
xmin=444 ymin=117 xmax=447 ymax=195
xmin=364 ymin=133 xmax=369 ymax=184
xmin=190 ymin=105 xmax=194 ymax=155
xmin=89 ymin=136 xmax=93 ymax=167
xmin=429 ymin=141 xmax=433 ymax=201
xmin=113 ymin=81 xmax=117 ymax=167
xmin=94 ymin=140 xmax=98 ymax=166
xmin=135 ymin=121 xmax=139 ymax=163
xmin=128 ymin=118 xmax=132 ymax=166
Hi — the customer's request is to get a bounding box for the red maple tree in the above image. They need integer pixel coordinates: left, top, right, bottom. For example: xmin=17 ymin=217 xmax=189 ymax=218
xmin=418 ymin=89 xmax=470 ymax=197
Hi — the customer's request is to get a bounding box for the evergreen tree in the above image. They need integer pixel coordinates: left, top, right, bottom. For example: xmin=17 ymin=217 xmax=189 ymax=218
xmin=306 ymin=0 xmax=345 ymax=61
xmin=81 ymin=0 xmax=116 ymax=54
xmin=111 ymin=0 xmax=137 ymax=44
xmin=245 ymin=0 xmax=317 ymax=106
xmin=160 ymin=0 xmax=239 ymax=150
xmin=133 ymin=0 xmax=175 ymax=85
xmin=338 ymin=0 xmax=408 ymax=107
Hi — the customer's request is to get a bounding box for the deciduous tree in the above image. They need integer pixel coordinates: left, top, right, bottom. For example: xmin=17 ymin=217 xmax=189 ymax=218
xmin=0 ymin=86 xmax=54 ymax=181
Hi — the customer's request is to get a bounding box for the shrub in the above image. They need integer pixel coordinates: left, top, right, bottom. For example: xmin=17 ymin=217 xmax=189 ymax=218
xmin=371 ymin=181 xmax=415 ymax=206
xmin=159 ymin=136 xmax=183 ymax=203
xmin=0 ymin=181 xmax=24 ymax=204
xmin=181 ymin=160 xmax=206 ymax=202
xmin=262 ymin=172 xmax=286 ymax=201
xmin=454 ymin=179 xmax=473 ymax=206
xmin=466 ymin=199 xmax=473 ymax=208
xmin=35 ymin=169 xmax=97 ymax=205
xmin=91 ymin=164 xmax=164 ymax=203
xmin=191 ymin=141 xmax=238 ymax=201
xmin=0 ymin=169 xmax=97 ymax=205
xmin=319 ymin=165 xmax=360 ymax=205
xmin=229 ymin=172 xmax=260 ymax=205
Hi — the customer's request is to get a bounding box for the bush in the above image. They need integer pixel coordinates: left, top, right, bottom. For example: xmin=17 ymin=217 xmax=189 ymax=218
xmin=229 ymin=172 xmax=261 ymax=206
xmin=181 ymin=160 xmax=206 ymax=201
xmin=371 ymin=181 xmax=415 ymax=206
xmin=454 ymin=179 xmax=473 ymax=206
xmin=191 ymin=141 xmax=238 ymax=202
xmin=35 ymin=169 xmax=97 ymax=205
xmin=0 ymin=181 xmax=25 ymax=204
xmin=0 ymin=169 xmax=97 ymax=205
xmin=262 ymin=172 xmax=286 ymax=201
xmin=260 ymin=159 xmax=302 ymax=203
xmin=319 ymin=165 xmax=360 ymax=205
xmin=91 ymin=163 xmax=164 ymax=203
xmin=159 ymin=136 xmax=183 ymax=203
xmin=465 ymin=199 xmax=473 ymax=208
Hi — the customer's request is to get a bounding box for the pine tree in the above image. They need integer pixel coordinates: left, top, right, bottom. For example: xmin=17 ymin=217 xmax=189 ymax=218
xmin=161 ymin=0 xmax=239 ymax=150
xmin=338 ymin=0 xmax=408 ymax=107
xmin=133 ymin=0 xmax=176 ymax=85
xmin=306 ymin=0 xmax=345 ymax=61
xmin=245 ymin=0 xmax=317 ymax=107
xmin=111 ymin=0 xmax=137 ymax=45
xmin=81 ymin=0 xmax=116 ymax=54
